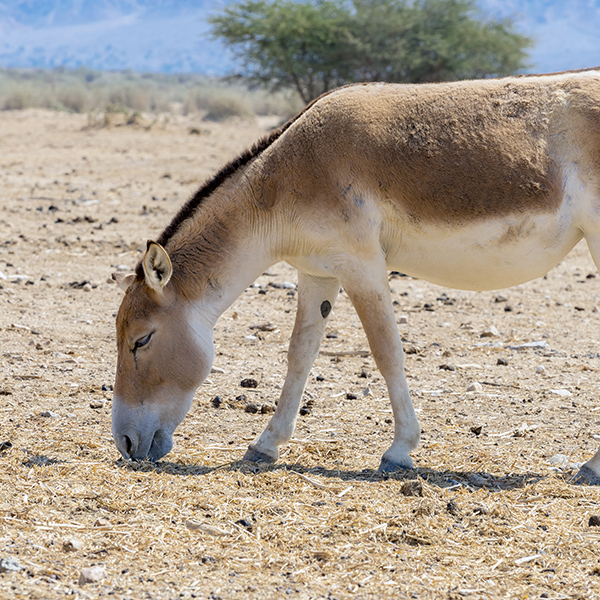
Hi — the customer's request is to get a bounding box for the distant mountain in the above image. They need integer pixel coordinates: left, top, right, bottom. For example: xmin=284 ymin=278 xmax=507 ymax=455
xmin=0 ymin=0 xmax=598 ymax=75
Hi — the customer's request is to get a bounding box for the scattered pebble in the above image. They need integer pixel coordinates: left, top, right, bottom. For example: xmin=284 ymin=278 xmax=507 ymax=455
xmin=210 ymin=366 xmax=226 ymax=374
xmin=235 ymin=518 xmax=253 ymax=531
xmin=40 ymin=410 xmax=60 ymax=418
xmin=470 ymin=425 xmax=483 ymax=436
xmin=211 ymin=396 xmax=222 ymax=408
xmin=467 ymin=473 xmax=488 ymax=487
xmin=446 ymin=499 xmax=461 ymax=517
xmin=548 ymin=454 xmax=569 ymax=466
xmin=549 ymin=388 xmax=571 ymax=397
xmin=240 ymin=378 xmax=258 ymax=389
xmin=400 ymin=480 xmax=423 ymax=497
xmin=268 ymin=281 xmax=296 ymax=289
xmin=439 ymin=364 xmax=456 ymax=371
xmin=82 ymin=283 xmax=93 ymax=292
xmin=79 ymin=566 xmax=107 ymax=585
xmin=346 ymin=392 xmax=357 ymax=400
xmin=473 ymin=504 xmax=489 ymax=515
xmin=589 ymin=516 xmax=600 ymax=527
xmin=0 ymin=441 xmax=12 ymax=453
xmin=397 ymin=315 xmax=409 ymax=324
xmin=89 ymin=399 xmax=105 ymax=409
xmin=0 ymin=556 xmax=23 ymax=573
xmin=244 ymin=402 xmax=259 ymax=414
xmin=536 ymin=366 xmax=546 ymax=374
xmin=497 ymin=358 xmax=509 ymax=366
xmin=466 ymin=382 xmax=483 ymax=392
xmin=63 ymin=539 xmax=83 ymax=552
xmin=299 ymin=405 xmax=312 ymax=416
xmin=480 ymin=326 xmax=499 ymax=338
xmin=260 ymin=403 xmax=275 ymax=414
xmin=362 ymin=387 xmax=372 ymax=396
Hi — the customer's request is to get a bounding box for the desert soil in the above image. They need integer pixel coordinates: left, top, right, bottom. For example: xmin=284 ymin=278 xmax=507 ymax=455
xmin=1 ymin=109 xmax=600 ymax=600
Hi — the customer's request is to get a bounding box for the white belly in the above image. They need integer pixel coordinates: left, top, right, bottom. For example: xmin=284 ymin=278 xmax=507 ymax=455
xmin=384 ymin=212 xmax=584 ymax=291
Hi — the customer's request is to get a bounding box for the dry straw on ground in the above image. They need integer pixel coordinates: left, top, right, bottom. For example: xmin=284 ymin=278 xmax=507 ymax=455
xmin=1 ymin=109 xmax=600 ymax=599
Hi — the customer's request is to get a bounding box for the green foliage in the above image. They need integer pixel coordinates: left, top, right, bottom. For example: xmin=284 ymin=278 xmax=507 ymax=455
xmin=210 ymin=0 xmax=533 ymax=103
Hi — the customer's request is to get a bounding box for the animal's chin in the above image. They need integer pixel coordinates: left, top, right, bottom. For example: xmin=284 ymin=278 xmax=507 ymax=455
xmin=147 ymin=429 xmax=173 ymax=462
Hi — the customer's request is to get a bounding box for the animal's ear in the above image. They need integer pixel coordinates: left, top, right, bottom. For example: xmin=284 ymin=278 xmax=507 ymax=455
xmin=142 ymin=241 xmax=172 ymax=292
xmin=112 ymin=272 xmax=135 ymax=292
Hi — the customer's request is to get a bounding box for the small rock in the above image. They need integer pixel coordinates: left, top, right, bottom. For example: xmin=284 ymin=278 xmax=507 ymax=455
xmin=260 ymin=403 xmax=276 ymax=414
xmin=446 ymin=499 xmax=461 ymax=517
xmin=210 ymin=366 xmax=225 ymax=374
xmin=467 ymin=473 xmax=488 ymax=487
xmin=346 ymin=392 xmax=357 ymax=400
xmin=589 ymin=516 xmax=600 ymax=527
xmin=299 ymin=406 xmax=312 ymax=416
xmin=400 ymin=480 xmax=423 ymax=497
xmin=268 ymin=281 xmax=296 ymax=289
xmin=82 ymin=283 xmax=93 ymax=292
xmin=78 ymin=566 xmax=107 ymax=585
xmin=0 ymin=557 xmax=23 ymax=573
xmin=494 ymin=295 xmax=508 ymax=303
xmin=473 ymin=504 xmax=489 ymax=515
xmin=116 ymin=264 xmax=130 ymax=272
xmin=548 ymin=454 xmax=569 ymax=466
xmin=211 ymin=396 xmax=222 ymax=408
xmin=244 ymin=402 xmax=259 ymax=414
xmin=550 ymin=388 xmax=571 ymax=397
xmin=397 ymin=315 xmax=409 ymax=325
xmin=480 ymin=326 xmax=499 ymax=338
xmin=93 ymin=517 xmax=109 ymax=527
xmin=89 ymin=399 xmax=105 ymax=409
xmin=439 ymin=364 xmax=456 ymax=371
xmin=63 ymin=539 xmax=83 ymax=552
xmin=470 ymin=425 xmax=483 ymax=436
xmin=40 ymin=411 xmax=60 ymax=418
xmin=0 ymin=441 xmax=12 ymax=453
xmin=362 ymin=387 xmax=372 ymax=396
xmin=497 ymin=358 xmax=509 ymax=366
xmin=466 ymin=382 xmax=483 ymax=392
xmin=536 ymin=366 xmax=546 ymax=374
xmin=235 ymin=518 xmax=253 ymax=531
xmin=359 ymin=369 xmax=369 ymax=378
xmin=240 ymin=378 xmax=258 ymax=389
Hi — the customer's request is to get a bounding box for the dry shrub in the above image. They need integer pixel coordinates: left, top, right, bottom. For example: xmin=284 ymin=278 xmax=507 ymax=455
xmin=2 ymin=86 xmax=34 ymax=110
xmin=203 ymin=93 xmax=255 ymax=122
xmin=56 ymin=84 xmax=90 ymax=113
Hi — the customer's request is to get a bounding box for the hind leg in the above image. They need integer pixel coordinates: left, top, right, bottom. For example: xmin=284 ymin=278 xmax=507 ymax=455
xmin=573 ymin=234 xmax=600 ymax=484
xmin=244 ymin=272 xmax=340 ymax=463
xmin=340 ymin=257 xmax=420 ymax=472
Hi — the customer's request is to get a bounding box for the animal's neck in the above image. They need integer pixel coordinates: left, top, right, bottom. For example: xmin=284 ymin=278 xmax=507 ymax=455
xmin=165 ymin=172 xmax=279 ymax=325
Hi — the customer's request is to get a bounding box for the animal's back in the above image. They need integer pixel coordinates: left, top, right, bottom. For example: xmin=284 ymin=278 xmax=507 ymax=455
xmin=280 ymin=73 xmax=600 ymax=226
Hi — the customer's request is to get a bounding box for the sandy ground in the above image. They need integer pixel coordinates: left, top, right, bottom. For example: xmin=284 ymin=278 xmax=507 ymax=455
xmin=1 ymin=109 xmax=600 ymax=600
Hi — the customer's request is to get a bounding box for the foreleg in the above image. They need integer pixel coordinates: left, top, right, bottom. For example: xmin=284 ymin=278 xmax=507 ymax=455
xmin=244 ymin=272 xmax=340 ymax=463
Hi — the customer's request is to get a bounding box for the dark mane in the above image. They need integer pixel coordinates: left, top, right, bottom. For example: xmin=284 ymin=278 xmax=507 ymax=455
xmin=154 ymin=86 xmax=357 ymax=251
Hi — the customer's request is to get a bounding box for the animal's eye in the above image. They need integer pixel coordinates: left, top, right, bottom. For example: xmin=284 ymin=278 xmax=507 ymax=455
xmin=133 ymin=332 xmax=153 ymax=350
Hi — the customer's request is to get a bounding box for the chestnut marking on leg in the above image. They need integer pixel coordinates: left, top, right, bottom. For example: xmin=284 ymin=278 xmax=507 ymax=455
xmin=320 ymin=300 xmax=332 ymax=318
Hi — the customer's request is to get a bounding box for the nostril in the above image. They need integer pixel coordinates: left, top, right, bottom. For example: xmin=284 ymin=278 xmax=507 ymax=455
xmin=123 ymin=435 xmax=133 ymax=458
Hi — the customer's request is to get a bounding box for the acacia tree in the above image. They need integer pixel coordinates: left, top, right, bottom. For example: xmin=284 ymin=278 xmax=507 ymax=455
xmin=209 ymin=0 xmax=532 ymax=103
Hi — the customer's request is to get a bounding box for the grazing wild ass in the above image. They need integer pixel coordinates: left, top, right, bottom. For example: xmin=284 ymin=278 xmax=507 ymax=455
xmin=112 ymin=69 xmax=600 ymax=484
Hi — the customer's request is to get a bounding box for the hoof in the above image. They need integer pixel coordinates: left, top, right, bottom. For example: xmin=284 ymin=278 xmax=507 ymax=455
xmin=378 ymin=457 xmax=413 ymax=473
xmin=242 ymin=448 xmax=277 ymax=464
xmin=572 ymin=465 xmax=600 ymax=486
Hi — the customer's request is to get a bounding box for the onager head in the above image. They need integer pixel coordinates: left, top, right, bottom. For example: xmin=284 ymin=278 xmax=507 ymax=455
xmin=112 ymin=242 xmax=214 ymax=461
